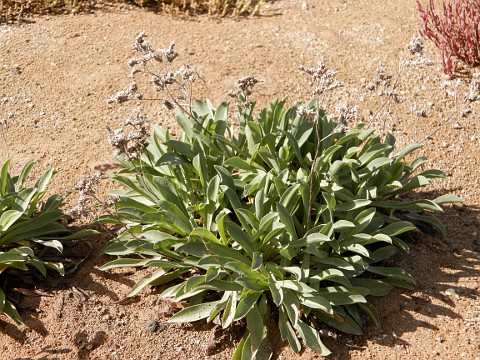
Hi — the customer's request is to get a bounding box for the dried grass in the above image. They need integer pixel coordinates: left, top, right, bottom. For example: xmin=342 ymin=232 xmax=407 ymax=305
xmin=0 ymin=0 xmax=264 ymax=23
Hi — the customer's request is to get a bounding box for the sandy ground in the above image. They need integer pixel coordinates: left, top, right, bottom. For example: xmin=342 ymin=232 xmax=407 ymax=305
xmin=0 ymin=0 xmax=479 ymax=359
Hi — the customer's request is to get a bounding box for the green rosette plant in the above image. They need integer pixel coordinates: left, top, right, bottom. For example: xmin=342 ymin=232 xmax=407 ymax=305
xmin=0 ymin=159 xmax=98 ymax=323
xmin=99 ymin=96 xmax=460 ymax=358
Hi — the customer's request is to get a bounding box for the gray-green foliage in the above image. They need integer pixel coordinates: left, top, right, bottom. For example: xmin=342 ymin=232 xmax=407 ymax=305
xmin=0 ymin=159 xmax=98 ymax=323
xmin=99 ymin=96 xmax=460 ymax=357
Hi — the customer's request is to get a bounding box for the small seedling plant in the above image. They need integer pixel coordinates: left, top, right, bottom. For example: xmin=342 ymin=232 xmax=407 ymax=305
xmin=100 ymin=97 xmax=459 ymax=357
xmin=0 ymin=159 xmax=97 ymax=323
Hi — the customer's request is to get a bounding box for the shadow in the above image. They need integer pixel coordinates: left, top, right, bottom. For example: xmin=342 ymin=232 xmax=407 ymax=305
xmin=74 ymin=330 xmax=107 ymax=360
xmin=0 ymin=318 xmax=27 ymax=343
xmin=318 ymin=200 xmax=480 ymax=359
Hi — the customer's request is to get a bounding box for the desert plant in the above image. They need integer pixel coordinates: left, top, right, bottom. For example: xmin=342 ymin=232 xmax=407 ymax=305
xmin=417 ymin=0 xmax=480 ymax=76
xmin=0 ymin=0 xmax=81 ymax=23
xmin=99 ymin=93 xmax=460 ymax=357
xmin=0 ymin=159 xmax=98 ymax=323
xmin=0 ymin=0 xmax=263 ymax=23
xmin=136 ymin=0 xmax=263 ymax=17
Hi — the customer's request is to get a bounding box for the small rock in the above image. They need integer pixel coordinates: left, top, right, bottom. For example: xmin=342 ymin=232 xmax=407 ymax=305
xmin=366 ymin=82 xmax=375 ymax=91
xmin=445 ymin=288 xmax=458 ymax=297
xmin=145 ymin=320 xmax=165 ymax=333
xmin=301 ymin=1 xmax=309 ymax=10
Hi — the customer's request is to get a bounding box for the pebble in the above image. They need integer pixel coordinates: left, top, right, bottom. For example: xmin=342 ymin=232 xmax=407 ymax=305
xmin=445 ymin=288 xmax=458 ymax=297
xmin=145 ymin=320 xmax=165 ymax=333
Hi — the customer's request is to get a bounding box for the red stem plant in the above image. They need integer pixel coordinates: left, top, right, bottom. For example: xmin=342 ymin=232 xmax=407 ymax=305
xmin=417 ymin=0 xmax=480 ymax=76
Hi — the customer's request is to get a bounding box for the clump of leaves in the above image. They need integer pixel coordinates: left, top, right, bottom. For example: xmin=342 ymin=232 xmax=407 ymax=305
xmin=417 ymin=0 xmax=480 ymax=76
xmin=0 ymin=159 xmax=98 ymax=323
xmin=99 ymin=94 xmax=460 ymax=357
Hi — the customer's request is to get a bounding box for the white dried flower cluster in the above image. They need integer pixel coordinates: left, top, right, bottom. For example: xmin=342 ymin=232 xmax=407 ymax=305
xmin=336 ymin=104 xmax=359 ymax=123
xmin=110 ymin=32 xmax=200 ymax=114
xmin=404 ymin=57 xmax=434 ymax=68
xmin=300 ymin=61 xmax=344 ymax=97
xmin=69 ymin=172 xmax=101 ymax=219
xmin=108 ymin=82 xmax=142 ymax=104
xmin=375 ymin=64 xmax=391 ymax=86
xmin=227 ymin=76 xmax=261 ymax=97
xmin=443 ymin=79 xmax=463 ymax=99
xmin=296 ymin=104 xmax=316 ymax=122
xmin=411 ymin=104 xmax=427 ymax=117
xmin=150 ymin=65 xmax=198 ymax=92
xmin=103 ymin=196 xmax=119 ymax=208
xmin=129 ymin=32 xmax=178 ymax=77
xmin=107 ymin=109 xmax=149 ymax=158
xmin=467 ymin=73 xmax=480 ymax=102
xmin=407 ymin=35 xmax=424 ymax=55
xmin=131 ymin=31 xmax=178 ymax=62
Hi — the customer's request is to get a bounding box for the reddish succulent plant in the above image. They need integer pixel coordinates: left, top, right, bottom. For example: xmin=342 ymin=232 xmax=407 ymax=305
xmin=417 ymin=0 xmax=480 ymax=76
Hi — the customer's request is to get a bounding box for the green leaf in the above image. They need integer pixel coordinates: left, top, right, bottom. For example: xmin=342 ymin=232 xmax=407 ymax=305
xmin=317 ymin=287 xmax=367 ymax=305
xmin=349 ymin=278 xmax=393 ymax=296
xmin=235 ymin=277 xmax=269 ymax=292
xmin=165 ymin=140 xmax=195 ymax=159
xmin=221 ymin=291 xmax=237 ymax=329
xmin=278 ymin=309 xmax=302 ymax=352
xmin=276 ymin=203 xmax=297 ymax=240
xmin=34 ymin=168 xmax=54 ymax=194
xmin=168 ymin=300 xmax=223 ymax=323
xmin=268 ymin=273 xmax=283 ymax=305
xmin=234 ymin=291 xmax=261 ymax=321
xmin=205 ymin=242 xmax=251 ymax=266
xmin=14 ymin=160 xmax=35 ymax=191
xmin=301 ymin=294 xmax=332 ymax=313
xmin=433 ymin=194 xmax=462 ymax=205
xmin=127 ymin=268 xmax=166 ymax=296
xmin=225 ymin=157 xmax=258 ymax=171
xmin=246 ymin=303 xmax=263 ymax=354
xmin=313 ymin=310 xmax=364 ymax=335
xmin=405 ymin=213 xmax=446 ymax=236
xmin=295 ymin=319 xmax=331 ymax=356
xmin=395 ymin=143 xmax=423 ymax=161
xmin=0 ymin=210 xmax=23 ymax=232
xmin=375 ymin=221 xmax=416 ymax=237
xmin=367 ymin=266 xmax=416 ymax=285
xmin=359 ymin=302 xmax=380 ymax=326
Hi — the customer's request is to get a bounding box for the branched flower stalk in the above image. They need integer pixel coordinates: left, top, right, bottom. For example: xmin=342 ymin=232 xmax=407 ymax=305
xmin=299 ymin=61 xmax=345 ymax=230
xmin=109 ymin=31 xmax=203 ymax=121
xmin=0 ymin=115 xmax=10 ymax=159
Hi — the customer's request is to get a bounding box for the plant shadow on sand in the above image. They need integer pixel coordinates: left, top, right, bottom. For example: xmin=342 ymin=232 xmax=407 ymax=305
xmin=1 ymin=199 xmax=478 ymax=359
xmin=315 ymin=200 xmax=480 ymax=359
